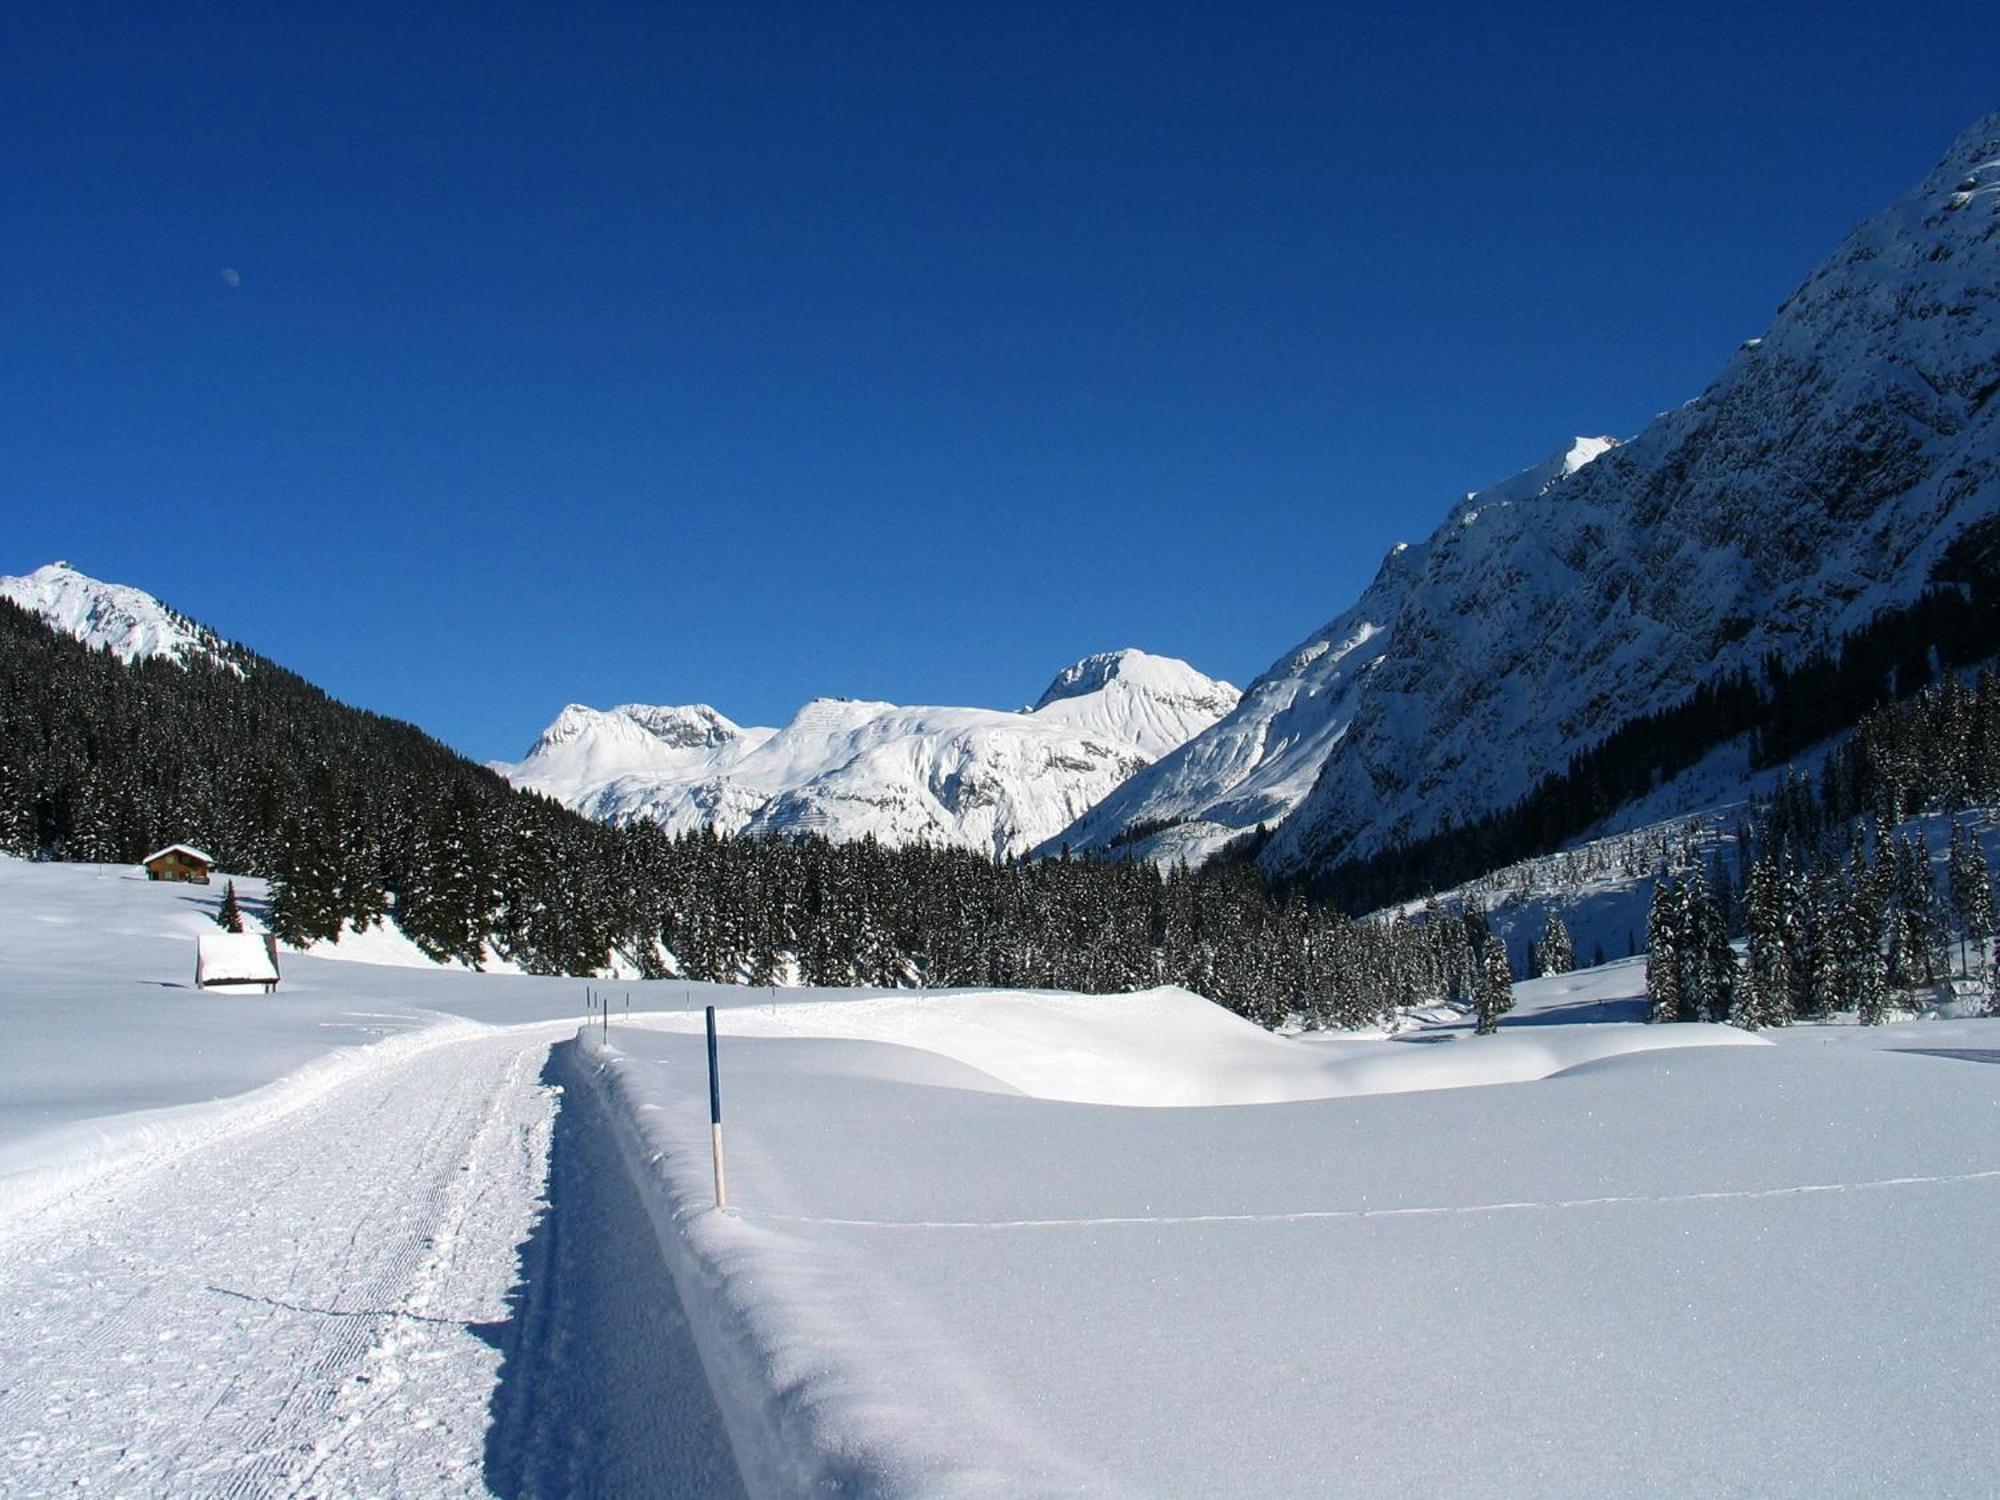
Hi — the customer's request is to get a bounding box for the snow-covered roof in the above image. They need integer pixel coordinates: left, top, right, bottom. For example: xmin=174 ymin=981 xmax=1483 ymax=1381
xmin=196 ymin=932 xmax=279 ymax=987
xmin=143 ymin=844 xmax=213 ymax=866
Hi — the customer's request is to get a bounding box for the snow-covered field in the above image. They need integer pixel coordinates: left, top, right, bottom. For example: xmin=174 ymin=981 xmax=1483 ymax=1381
xmin=4 ymin=858 xmax=1999 ymax=1494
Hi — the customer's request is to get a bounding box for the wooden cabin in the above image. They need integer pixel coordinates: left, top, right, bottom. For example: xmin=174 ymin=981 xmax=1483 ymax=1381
xmin=196 ymin=931 xmax=282 ymax=993
xmin=143 ymin=844 xmax=214 ymax=884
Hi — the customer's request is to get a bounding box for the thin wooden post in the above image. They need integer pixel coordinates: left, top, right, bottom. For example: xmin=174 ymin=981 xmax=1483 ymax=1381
xmin=706 ymin=1004 xmax=727 ymax=1211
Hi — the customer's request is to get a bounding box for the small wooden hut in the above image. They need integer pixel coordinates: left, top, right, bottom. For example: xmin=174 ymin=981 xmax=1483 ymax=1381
xmin=144 ymin=845 xmax=215 ymax=885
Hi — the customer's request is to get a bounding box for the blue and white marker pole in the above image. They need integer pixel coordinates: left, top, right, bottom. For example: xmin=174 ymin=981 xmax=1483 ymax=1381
xmin=706 ymin=1004 xmax=728 ymax=1211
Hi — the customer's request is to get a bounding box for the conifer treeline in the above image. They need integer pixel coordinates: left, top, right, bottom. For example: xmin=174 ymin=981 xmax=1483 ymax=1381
xmin=1310 ymin=575 xmax=2000 ymax=914
xmin=1646 ymin=672 xmax=2000 ymax=1027
xmin=0 ymin=600 xmax=1504 ymax=1027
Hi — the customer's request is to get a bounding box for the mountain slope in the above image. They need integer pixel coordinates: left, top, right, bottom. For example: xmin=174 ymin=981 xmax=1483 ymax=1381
xmin=0 ymin=561 xmax=244 ymax=673
xmin=1063 ymin=107 xmax=2000 ymax=880
xmin=499 ymin=649 xmax=1239 ymax=859
xmin=1049 ymin=439 xmax=1617 ymax=869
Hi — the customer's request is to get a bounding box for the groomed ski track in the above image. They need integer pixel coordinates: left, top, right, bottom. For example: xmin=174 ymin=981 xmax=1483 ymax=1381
xmin=0 ymin=1021 xmax=744 ymax=1498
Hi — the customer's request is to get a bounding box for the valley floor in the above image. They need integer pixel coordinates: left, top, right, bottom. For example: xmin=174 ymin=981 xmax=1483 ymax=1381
xmin=4 ymin=861 xmax=1999 ymax=1495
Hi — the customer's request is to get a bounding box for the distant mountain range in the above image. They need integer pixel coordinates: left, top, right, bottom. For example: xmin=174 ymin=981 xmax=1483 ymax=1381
xmin=0 ymin=558 xmax=1239 ymax=862
xmin=494 ymin=649 xmax=1240 ymax=859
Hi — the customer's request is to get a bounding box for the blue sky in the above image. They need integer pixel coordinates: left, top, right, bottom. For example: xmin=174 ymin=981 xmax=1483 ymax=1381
xmin=5 ymin=2 xmax=1995 ymax=760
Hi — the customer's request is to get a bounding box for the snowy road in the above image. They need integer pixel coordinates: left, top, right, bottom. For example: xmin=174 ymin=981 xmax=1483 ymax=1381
xmin=0 ymin=1022 xmax=740 ymax=1497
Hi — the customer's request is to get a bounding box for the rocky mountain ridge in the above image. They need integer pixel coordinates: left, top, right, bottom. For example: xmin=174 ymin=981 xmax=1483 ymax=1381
xmin=1059 ymin=108 xmax=2000 ymax=881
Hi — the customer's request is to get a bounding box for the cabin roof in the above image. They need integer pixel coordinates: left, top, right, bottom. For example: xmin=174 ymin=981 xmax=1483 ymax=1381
xmin=143 ymin=844 xmax=214 ymax=866
xmin=196 ymin=931 xmax=280 ymax=986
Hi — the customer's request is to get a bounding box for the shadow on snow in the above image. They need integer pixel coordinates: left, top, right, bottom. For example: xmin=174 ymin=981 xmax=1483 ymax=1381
xmin=480 ymin=1041 xmax=745 ymax=1499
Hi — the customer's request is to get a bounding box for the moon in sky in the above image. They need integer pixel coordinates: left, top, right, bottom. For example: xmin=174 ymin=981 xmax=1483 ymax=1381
xmin=220 ymin=268 xmax=241 ymax=288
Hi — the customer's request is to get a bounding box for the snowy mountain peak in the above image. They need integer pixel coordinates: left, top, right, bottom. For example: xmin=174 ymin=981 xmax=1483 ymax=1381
xmin=0 ymin=561 xmax=239 ymax=672
xmin=1456 ymin=435 xmax=1620 ymax=510
xmin=1034 ymin=649 xmax=1149 ymax=707
xmin=1561 ymin=435 xmax=1619 ymax=473
xmin=528 ymin=702 xmax=744 ymax=757
xmin=1028 ymin=650 xmax=1240 ymax=762
xmin=1033 ymin=648 xmax=1233 ymax=712
xmin=500 ymin=650 xmax=1238 ymax=858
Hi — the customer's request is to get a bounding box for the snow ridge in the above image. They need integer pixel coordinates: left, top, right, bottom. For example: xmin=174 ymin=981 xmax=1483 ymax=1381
xmin=0 ymin=561 xmax=241 ymax=672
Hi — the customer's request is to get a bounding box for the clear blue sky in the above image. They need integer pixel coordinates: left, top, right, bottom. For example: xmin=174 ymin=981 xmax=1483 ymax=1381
xmin=6 ymin=2 xmax=1994 ymax=760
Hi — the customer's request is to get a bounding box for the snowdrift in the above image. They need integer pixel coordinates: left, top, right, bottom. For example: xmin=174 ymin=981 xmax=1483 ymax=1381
xmin=626 ymin=984 xmax=1767 ymax=1107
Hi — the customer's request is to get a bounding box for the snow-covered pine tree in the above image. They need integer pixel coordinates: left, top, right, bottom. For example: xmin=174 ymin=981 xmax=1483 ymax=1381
xmin=1645 ymin=877 xmax=1682 ymax=1024
xmin=1686 ymin=863 xmax=1737 ymax=1024
xmin=1900 ymin=834 xmax=1950 ymax=986
xmin=1475 ymin=938 xmax=1514 ymax=1035
xmin=1850 ymin=844 xmax=1892 ymax=1025
xmin=1533 ymin=913 xmax=1575 ymax=976
xmin=1946 ymin=821 xmax=1995 ymax=978
xmin=1735 ymin=854 xmax=1792 ymax=1029
xmin=1804 ymin=868 xmax=1845 ymax=1019
xmin=1963 ymin=831 xmax=1996 ymax=979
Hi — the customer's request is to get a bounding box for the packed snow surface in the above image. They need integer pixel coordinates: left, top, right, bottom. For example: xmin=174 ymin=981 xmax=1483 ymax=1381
xmin=498 ymin=648 xmax=1238 ymax=858
xmin=6 ymin=857 xmax=1999 ymax=1494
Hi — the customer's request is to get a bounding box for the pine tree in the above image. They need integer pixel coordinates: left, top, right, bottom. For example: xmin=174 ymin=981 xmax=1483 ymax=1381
xmin=1735 ymin=855 xmax=1792 ymax=1029
xmin=1947 ymin=821 xmax=1996 ymax=978
xmin=216 ymin=878 xmax=245 ymax=933
xmin=1533 ymin=913 xmax=1575 ymax=977
xmin=1645 ymin=877 xmax=1682 ymax=1024
xmin=1964 ymin=833 xmax=1996 ymax=978
xmin=1851 ymin=845 xmax=1891 ymax=1025
xmin=1685 ymin=864 xmax=1737 ymax=1023
xmin=1475 ymin=938 xmax=1514 ymax=1035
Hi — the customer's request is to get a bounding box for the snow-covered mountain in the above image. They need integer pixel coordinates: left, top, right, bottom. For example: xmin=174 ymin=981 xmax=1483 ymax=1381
xmin=499 ymin=649 xmax=1239 ymax=859
xmin=0 ymin=561 xmax=242 ymax=672
xmin=1027 ymin=649 xmax=1242 ymax=759
xmin=1063 ymin=107 xmax=2000 ymax=878
xmin=1046 ymin=439 xmax=1617 ymax=869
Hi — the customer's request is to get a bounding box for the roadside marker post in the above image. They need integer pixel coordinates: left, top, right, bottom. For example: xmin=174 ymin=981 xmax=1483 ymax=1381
xmin=706 ymin=1004 xmax=728 ymax=1211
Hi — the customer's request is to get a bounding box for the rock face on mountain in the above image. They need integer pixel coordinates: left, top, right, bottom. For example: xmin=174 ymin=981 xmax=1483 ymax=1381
xmin=1047 ymin=439 xmax=1618 ymax=869
xmin=1064 ymin=107 xmax=2000 ymax=878
xmin=498 ymin=649 xmax=1239 ymax=859
xmin=0 ymin=561 xmax=242 ymax=673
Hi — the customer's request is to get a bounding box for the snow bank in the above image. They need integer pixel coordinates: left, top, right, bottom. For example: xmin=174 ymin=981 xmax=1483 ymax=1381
xmin=623 ymin=984 xmax=1764 ymax=1106
xmin=578 ymin=1012 xmax=2000 ymax=1495
xmin=560 ymin=1034 xmax=1098 ymax=1497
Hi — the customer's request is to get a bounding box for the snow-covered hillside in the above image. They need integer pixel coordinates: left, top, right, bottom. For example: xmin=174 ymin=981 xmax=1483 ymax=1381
xmin=1049 ymin=439 xmax=1616 ymax=868
xmin=0 ymin=560 xmax=241 ymax=672
xmin=498 ymin=648 xmax=1238 ymax=858
xmin=1066 ymin=108 xmax=2000 ymax=876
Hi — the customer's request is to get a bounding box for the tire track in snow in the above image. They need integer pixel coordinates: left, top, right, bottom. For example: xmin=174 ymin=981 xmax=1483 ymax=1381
xmin=738 ymin=1166 xmax=2000 ymax=1231
xmin=0 ymin=1023 xmax=570 ymax=1497
xmin=209 ymin=1039 xmax=551 ymax=1498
